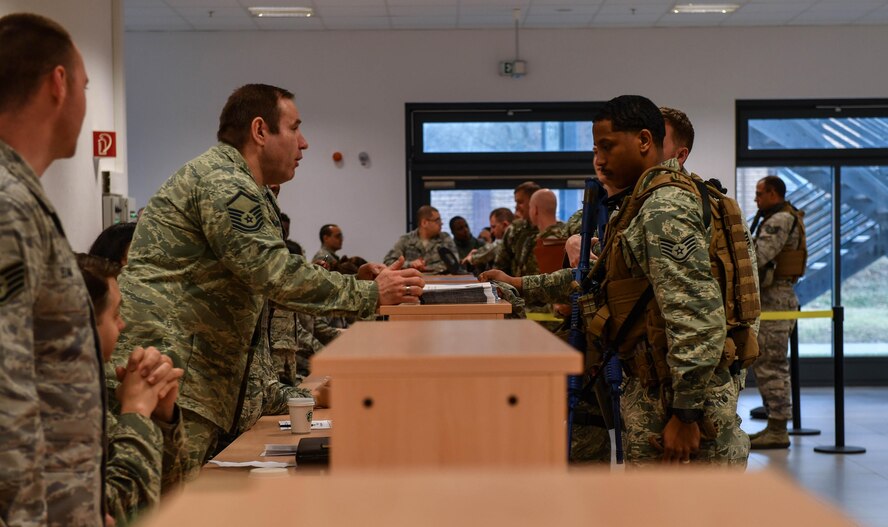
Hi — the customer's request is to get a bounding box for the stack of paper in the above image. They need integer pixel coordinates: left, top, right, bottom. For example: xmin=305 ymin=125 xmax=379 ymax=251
xmin=419 ymin=282 xmax=499 ymax=305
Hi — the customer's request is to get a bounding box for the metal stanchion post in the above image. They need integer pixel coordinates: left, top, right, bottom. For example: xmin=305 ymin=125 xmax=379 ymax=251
xmin=815 ymin=168 xmax=864 ymax=455
xmin=788 ymin=311 xmax=820 ymax=436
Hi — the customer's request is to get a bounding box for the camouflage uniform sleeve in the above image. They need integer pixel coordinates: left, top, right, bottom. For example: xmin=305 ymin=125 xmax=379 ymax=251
xmin=255 ymin=342 xmax=312 ymax=417
xmin=383 ymin=235 xmax=408 ymax=266
xmin=312 ymin=318 xmax=340 ymax=346
xmin=105 ymin=410 xmax=163 ymax=525
xmin=153 ymin=406 xmax=186 ymax=494
xmin=520 ymin=268 xmax=576 ymax=305
xmin=625 ymin=185 xmax=726 ymax=412
xmin=0 ymin=194 xmax=48 ymax=527
xmin=196 ymin=172 xmax=378 ymax=317
xmin=494 ymin=224 xmax=516 ymax=274
xmin=443 ymin=234 xmax=459 ymax=258
xmin=755 ymin=212 xmax=793 ymax=268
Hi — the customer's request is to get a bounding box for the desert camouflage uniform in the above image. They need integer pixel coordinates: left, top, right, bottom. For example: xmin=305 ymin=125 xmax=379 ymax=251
xmin=383 ymin=230 xmax=459 ymax=273
xmin=752 ymin=205 xmax=802 ymax=421
xmin=524 ymin=159 xmax=749 ymax=467
xmin=0 ymin=140 xmax=105 ymax=526
xmin=111 ymin=144 xmax=378 ymax=479
xmin=105 ymin=401 xmax=186 ymax=526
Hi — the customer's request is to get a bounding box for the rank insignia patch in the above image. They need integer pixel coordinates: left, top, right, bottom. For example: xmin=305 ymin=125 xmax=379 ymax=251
xmin=659 ymin=234 xmax=699 ymax=264
xmin=226 ymin=191 xmax=264 ymax=233
xmin=0 ymin=261 xmax=26 ymax=305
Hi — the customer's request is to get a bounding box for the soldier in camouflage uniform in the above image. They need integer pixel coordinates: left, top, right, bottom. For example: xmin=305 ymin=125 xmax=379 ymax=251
xmin=312 ymin=224 xmax=342 ymax=265
xmin=76 ymin=254 xmax=188 ymax=526
xmin=449 ymin=216 xmax=485 ymax=261
xmin=384 ymin=205 xmax=459 ymax=273
xmin=493 ymin=96 xmax=749 ymax=467
xmin=0 ymin=15 xmax=106 ymax=525
xmin=112 ymin=84 xmax=424 ymax=479
xmin=463 ymin=207 xmax=513 ymax=272
xmin=494 ymin=182 xmax=540 ymax=276
xmin=748 ymin=176 xmax=803 ymax=449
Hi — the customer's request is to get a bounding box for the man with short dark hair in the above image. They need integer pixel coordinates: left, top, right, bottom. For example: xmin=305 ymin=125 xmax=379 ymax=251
xmin=660 ymin=106 xmax=694 ymax=169
xmin=464 ymin=207 xmax=513 ymax=269
xmin=490 ymin=95 xmax=749 ymax=467
xmin=113 ymin=83 xmax=425 ymax=478
xmin=313 ymin=223 xmax=342 ymax=264
xmin=748 ymin=175 xmax=805 ymax=449
xmin=449 ymin=216 xmax=484 ymax=261
xmin=384 ymin=205 xmax=458 ymax=273
xmin=0 ymin=13 xmax=105 ymax=525
xmin=494 ymin=181 xmax=542 ymax=276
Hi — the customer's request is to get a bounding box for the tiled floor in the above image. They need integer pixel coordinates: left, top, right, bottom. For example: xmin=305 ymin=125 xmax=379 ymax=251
xmin=739 ymin=387 xmax=888 ymax=527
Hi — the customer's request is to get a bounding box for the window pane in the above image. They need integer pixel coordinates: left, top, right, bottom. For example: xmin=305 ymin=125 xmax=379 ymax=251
xmin=748 ymin=117 xmax=888 ymax=150
xmin=423 ymin=121 xmax=593 ymax=153
xmin=737 ymin=166 xmax=834 ymax=358
xmin=430 ymin=188 xmax=584 ymax=239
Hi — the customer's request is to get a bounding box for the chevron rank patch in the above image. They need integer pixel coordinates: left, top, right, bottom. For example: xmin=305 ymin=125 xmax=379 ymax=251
xmin=226 ymin=191 xmax=264 ymax=233
xmin=659 ymin=234 xmax=699 ymax=264
xmin=0 ymin=261 xmax=26 ymax=305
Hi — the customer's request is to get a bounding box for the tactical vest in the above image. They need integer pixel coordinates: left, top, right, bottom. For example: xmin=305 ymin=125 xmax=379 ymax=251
xmin=751 ymin=202 xmax=807 ymax=283
xmin=580 ymin=166 xmax=760 ymax=388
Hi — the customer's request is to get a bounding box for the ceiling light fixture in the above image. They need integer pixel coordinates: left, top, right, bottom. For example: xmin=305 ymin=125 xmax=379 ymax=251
xmin=671 ymin=3 xmax=738 ymax=14
xmin=248 ymin=6 xmax=314 ymax=18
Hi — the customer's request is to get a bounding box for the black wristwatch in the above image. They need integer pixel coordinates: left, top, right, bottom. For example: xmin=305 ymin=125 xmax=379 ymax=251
xmin=673 ymin=408 xmax=704 ymax=424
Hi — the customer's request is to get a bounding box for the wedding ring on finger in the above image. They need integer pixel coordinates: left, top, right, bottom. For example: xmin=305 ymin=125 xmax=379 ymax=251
xmin=404 ymin=285 xmax=411 ymax=295
xmin=680 ymin=459 xmax=691 ymax=464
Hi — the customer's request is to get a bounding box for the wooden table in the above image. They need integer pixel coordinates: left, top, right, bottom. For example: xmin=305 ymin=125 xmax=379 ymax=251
xmin=379 ymin=299 xmax=512 ymax=320
xmin=312 ymin=319 xmax=583 ymax=470
xmin=140 ymin=468 xmax=856 ymax=527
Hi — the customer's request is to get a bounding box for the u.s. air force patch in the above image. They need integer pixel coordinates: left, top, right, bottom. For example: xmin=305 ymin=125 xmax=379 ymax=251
xmin=226 ymin=191 xmax=264 ymax=233
xmin=658 ymin=234 xmax=699 ymax=264
xmin=0 ymin=261 xmax=26 ymax=305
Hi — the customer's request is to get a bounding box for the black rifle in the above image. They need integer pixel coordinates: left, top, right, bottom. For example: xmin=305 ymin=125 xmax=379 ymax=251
xmin=566 ymin=178 xmax=600 ymax=460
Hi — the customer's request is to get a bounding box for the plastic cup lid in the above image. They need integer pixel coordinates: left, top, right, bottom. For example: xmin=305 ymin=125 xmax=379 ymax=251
xmin=288 ymin=397 xmax=315 ymax=406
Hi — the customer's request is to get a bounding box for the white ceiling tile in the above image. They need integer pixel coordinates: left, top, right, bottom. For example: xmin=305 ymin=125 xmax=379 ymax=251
xmin=173 ymin=6 xmax=251 ymax=17
xmin=125 ymin=0 xmax=167 ymax=8
xmin=387 ymin=5 xmax=459 ymax=16
xmin=323 ymin=15 xmax=392 ymax=27
xmin=385 ymin=0 xmax=457 ymax=5
xmin=252 ymin=16 xmax=326 ymax=29
xmin=734 ymin=1 xmax=815 ymax=15
xmin=527 ymin=4 xmax=602 ymax=16
xmin=237 ymin=0 xmax=318 ymax=6
xmin=459 ymin=0 xmax=530 ymax=7
xmin=594 ymin=3 xmax=669 ymax=17
xmin=390 ymin=15 xmax=459 ymax=27
xmin=311 ymin=0 xmax=386 ymax=6
xmin=315 ymin=5 xmax=389 ymax=15
xmin=457 ymin=14 xmax=518 ymax=27
xmin=166 ymin=0 xmax=241 ymax=6
xmin=459 ymin=5 xmax=521 ymax=16
xmin=523 ymin=14 xmax=594 ymax=26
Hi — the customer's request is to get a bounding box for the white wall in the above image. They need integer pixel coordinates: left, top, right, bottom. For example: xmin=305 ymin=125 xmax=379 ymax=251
xmin=1 ymin=0 xmax=127 ymax=251
xmin=125 ymin=26 xmax=888 ymax=261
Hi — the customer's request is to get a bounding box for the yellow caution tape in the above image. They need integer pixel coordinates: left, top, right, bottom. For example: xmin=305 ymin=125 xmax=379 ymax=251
xmin=760 ymin=310 xmax=833 ymax=321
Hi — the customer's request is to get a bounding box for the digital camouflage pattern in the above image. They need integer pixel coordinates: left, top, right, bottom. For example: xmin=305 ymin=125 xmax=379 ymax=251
xmin=608 ymin=159 xmax=743 ymax=466
xmin=111 ymin=144 xmax=378 ymax=475
xmin=311 ymin=246 xmax=337 ymax=265
xmin=469 ymin=239 xmax=502 ymax=266
xmin=752 ymin=209 xmax=802 ymax=421
xmin=454 ymin=235 xmax=485 ymax=261
xmin=294 ymin=312 xmax=340 ymax=377
xmin=270 ymin=305 xmax=300 ymax=385
xmin=0 ymin=140 xmax=105 ymax=526
xmin=105 ymin=403 xmax=186 ymax=526
xmin=237 ymin=305 xmax=312 ymax=436
xmin=494 ymin=219 xmax=537 ymax=276
xmin=621 ymin=370 xmax=749 ymax=467
xmin=383 ymin=229 xmax=459 ymax=273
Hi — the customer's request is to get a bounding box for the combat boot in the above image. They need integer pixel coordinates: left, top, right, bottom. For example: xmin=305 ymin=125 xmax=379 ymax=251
xmin=750 ymin=418 xmax=790 ymax=449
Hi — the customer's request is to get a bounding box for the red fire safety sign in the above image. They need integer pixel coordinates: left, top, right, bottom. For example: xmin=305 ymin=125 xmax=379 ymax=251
xmin=93 ymin=131 xmax=117 ymax=157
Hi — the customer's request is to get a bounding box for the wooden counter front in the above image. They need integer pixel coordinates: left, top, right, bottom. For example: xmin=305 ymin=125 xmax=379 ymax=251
xmin=312 ymin=319 xmax=582 ymax=470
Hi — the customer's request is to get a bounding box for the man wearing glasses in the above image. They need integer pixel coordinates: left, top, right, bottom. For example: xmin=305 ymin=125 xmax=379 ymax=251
xmin=384 ymin=205 xmax=458 ymax=273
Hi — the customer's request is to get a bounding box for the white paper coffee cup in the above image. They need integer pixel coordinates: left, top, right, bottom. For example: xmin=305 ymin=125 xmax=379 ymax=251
xmin=287 ymin=397 xmax=314 ymax=434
